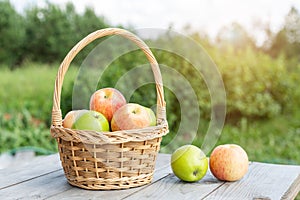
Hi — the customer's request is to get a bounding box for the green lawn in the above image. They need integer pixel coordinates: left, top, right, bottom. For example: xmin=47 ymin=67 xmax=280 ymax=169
xmin=0 ymin=63 xmax=77 ymax=154
xmin=0 ymin=64 xmax=299 ymax=165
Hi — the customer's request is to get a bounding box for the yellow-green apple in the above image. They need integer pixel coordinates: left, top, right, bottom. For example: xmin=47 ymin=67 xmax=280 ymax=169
xmin=171 ymin=145 xmax=208 ymax=182
xmin=62 ymin=109 xmax=88 ymax=128
xmin=111 ymin=103 xmax=155 ymax=131
xmin=72 ymin=110 xmax=109 ymax=131
xmin=146 ymin=107 xmax=156 ymax=126
xmin=209 ymin=144 xmax=249 ymax=181
xmin=89 ymin=88 xmax=126 ymax=122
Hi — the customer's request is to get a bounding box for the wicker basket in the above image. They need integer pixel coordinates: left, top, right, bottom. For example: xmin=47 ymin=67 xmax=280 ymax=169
xmin=50 ymin=28 xmax=169 ymax=190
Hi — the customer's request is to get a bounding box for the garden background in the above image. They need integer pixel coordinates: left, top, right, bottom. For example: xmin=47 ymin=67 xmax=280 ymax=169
xmin=0 ymin=1 xmax=299 ymax=164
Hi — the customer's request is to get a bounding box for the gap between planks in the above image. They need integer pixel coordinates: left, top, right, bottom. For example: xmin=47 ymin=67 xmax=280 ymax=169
xmin=281 ymin=174 xmax=300 ymax=200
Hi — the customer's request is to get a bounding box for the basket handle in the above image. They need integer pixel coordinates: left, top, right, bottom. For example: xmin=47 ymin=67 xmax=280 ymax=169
xmin=52 ymin=28 xmax=166 ymax=127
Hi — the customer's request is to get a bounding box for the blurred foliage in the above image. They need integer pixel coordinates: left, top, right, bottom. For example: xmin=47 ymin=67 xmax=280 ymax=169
xmin=0 ymin=0 xmax=298 ymax=120
xmin=0 ymin=63 xmax=77 ymax=125
xmin=267 ymin=7 xmax=300 ymax=61
xmin=0 ymin=109 xmax=57 ymax=154
xmin=1 ymin=64 xmax=299 ymax=164
xmin=210 ymin=46 xmax=298 ymax=119
xmin=0 ymin=1 xmax=299 ymax=165
xmin=0 ymin=1 xmax=111 ymax=67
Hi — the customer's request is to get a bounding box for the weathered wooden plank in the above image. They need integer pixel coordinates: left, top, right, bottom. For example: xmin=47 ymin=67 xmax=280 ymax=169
xmin=0 ymin=169 xmax=72 ymax=200
xmin=282 ymin=174 xmax=300 ymax=200
xmin=45 ymin=154 xmax=172 ymax=200
xmin=0 ymin=154 xmax=61 ymax=189
xmin=0 ymin=151 xmax=35 ymax=169
xmin=122 ymin=168 xmax=225 ymax=200
xmin=1 ymin=153 xmax=300 ymax=200
xmin=0 ymin=154 xmax=172 ymax=200
xmin=203 ymin=162 xmax=300 ymax=200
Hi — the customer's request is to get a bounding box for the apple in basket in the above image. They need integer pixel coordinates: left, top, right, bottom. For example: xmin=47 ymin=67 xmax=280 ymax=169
xmin=90 ymin=87 xmax=127 ymax=122
xmin=146 ymin=107 xmax=156 ymax=126
xmin=111 ymin=103 xmax=156 ymax=131
xmin=72 ymin=110 xmax=110 ymax=132
xmin=62 ymin=109 xmax=89 ymax=128
xmin=209 ymin=144 xmax=249 ymax=181
xmin=171 ymin=145 xmax=208 ymax=182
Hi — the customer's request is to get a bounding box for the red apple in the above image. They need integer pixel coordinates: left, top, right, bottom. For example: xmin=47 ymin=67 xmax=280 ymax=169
xmin=209 ymin=144 xmax=249 ymax=181
xmin=62 ymin=109 xmax=88 ymax=128
xmin=111 ymin=103 xmax=154 ymax=131
xmin=89 ymin=88 xmax=126 ymax=122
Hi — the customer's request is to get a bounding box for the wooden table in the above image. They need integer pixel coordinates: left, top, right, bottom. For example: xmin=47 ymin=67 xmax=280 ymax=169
xmin=0 ymin=153 xmax=299 ymax=200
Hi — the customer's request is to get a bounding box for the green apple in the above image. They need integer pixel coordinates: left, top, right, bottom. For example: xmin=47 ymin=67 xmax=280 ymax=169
xmin=171 ymin=145 xmax=208 ymax=182
xmin=146 ymin=107 xmax=156 ymax=126
xmin=62 ymin=109 xmax=89 ymax=129
xmin=72 ymin=110 xmax=109 ymax=132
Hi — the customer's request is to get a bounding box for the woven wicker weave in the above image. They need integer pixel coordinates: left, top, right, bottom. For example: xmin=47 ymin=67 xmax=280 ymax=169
xmin=50 ymin=28 xmax=169 ymax=190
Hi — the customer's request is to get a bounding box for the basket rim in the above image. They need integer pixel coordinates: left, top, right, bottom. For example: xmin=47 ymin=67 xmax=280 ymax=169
xmin=51 ymin=119 xmax=168 ymax=144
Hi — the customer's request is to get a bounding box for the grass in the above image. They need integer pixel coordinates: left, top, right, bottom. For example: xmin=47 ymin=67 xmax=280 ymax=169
xmin=215 ymin=115 xmax=300 ymax=164
xmin=0 ymin=63 xmax=77 ymax=154
xmin=0 ymin=62 xmax=77 ymax=120
xmin=161 ymin=112 xmax=300 ymax=165
xmin=0 ymin=64 xmax=299 ymax=166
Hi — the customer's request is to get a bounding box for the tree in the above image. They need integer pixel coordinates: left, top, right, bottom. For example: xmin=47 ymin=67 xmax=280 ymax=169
xmin=24 ymin=2 xmax=75 ymax=63
xmin=268 ymin=7 xmax=300 ymax=61
xmin=215 ymin=23 xmax=256 ymax=51
xmin=0 ymin=0 xmax=25 ymax=68
xmin=68 ymin=5 xmax=110 ymax=64
xmin=23 ymin=2 xmax=109 ymax=64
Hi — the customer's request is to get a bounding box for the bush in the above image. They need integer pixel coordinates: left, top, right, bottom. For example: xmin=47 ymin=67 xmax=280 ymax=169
xmin=0 ymin=109 xmax=57 ymax=154
xmin=211 ymin=46 xmax=298 ymax=119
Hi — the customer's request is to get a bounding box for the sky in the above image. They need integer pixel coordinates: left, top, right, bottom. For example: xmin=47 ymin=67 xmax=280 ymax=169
xmin=10 ymin=0 xmax=300 ymax=42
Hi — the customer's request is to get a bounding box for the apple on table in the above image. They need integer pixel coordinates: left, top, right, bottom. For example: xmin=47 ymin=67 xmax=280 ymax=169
xmin=209 ymin=144 xmax=249 ymax=181
xmin=171 ymin=145 xmax=208 ymax=182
